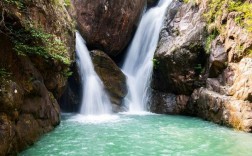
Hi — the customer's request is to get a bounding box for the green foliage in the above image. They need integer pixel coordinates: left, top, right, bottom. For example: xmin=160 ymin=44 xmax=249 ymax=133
xmin=3 ymin=0 xmax=24 ymax=9
xmin=62 ymin=68 xmax=73 ymax=77
xmin=152 ymin=58 xmax=160 ymax=70
xmin=249 ymin=50 xmax=252 ymax=57
xmin=205 ymin=0 xmax=252 ymax=32
xmin=194 ymin=64 xmax=204 ymax=75
xmin=205 ymin=29 xmax=219 ymax=54
xmin=64 ymin=0 xmax=71 ymax=7
xmin=204 ymin=0 xmax=225 ymax=24
xmin=0 ymin=68 xmax=11 ymax=78
xmin=231 ymin=2 xmax=252 ymax=32
xmin=11 ymin=26 xmax=71 ymax=65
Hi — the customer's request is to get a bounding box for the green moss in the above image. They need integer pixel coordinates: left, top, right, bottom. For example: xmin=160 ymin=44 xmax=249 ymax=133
xmin=204 ymin=0 xmax=225 ymax=24
xmin=3 ymin=0 xmax=24 ymax=9
xmin=0 ymin=68 xmax=11 ymax=79
xmin=10 ymin=26 xmax=71 ymax=65
xmin=64 ymin=0 xmax=71 ymax=7
xmin=194 ymin=64 xmax=205 ymax=75
xmin=205 ymin=29 xmax=219 ymax=54
xmin=231 ymin=2 xmax=252 ymax=32
xmin=205 ymin=0 xmax=252 ymax=32
xmin=183 ymin=0 xmax=190 ymax=3
xmin=152 ymin=58 xmax=160 ymax=70
xmin=62 ymin=68 xmax=73 ymax=77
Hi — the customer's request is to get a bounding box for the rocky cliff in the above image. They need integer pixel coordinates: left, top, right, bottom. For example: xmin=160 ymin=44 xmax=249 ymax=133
xmin=72 ymin=0 xmax=146 ymax=57
xmin=0 ymin=0 xmax=75 ymax=155
xmin=151 ymin=0 xmax=252 ymax=132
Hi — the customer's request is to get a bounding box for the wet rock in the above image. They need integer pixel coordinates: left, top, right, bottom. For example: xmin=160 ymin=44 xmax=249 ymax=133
xmin=149 ymin=90 xmax=189 ymax=114
xmin=152 ymin=2 xmax=207 ymax=95
xmin=59 ymin=63 xmax=82 ymax=112
xmin=15 ymin=114 xmax=42 ymax=151
xmin=73 ymin=0 xmax=145 ymax=56
xmin=0 ymin=114 xmax=15 ymax=156
xmin=147 ymin=0 xmax=159 ymax=8
xmin=186 ymin=88 xmax=252 ymax=132
xmin=91 ymin=50 xmax=128 ymax=109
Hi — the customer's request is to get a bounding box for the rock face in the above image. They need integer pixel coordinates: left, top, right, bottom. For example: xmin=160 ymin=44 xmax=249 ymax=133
xmin=0 ymin=0 xmax=74 ymax=154
xmin=59 ymin=63 xmax=82 ymax=112
xmin=228 ymin=58 xmax=252 ymax=102
xmin=90 ymin=50 xmax=128 ymax=111
xmin=150 ymin=0 xmax=252 ymax=132
xmin=152 ymin=2 xmax=207 ymax=95
xmin=150 ymin=1 xmax=207 ymax=113
xmin=186 ymin=88 xmax=252 ymax=132
xmin=208 ymin=37 xmax=228 ymax=78
xmin=149 ymin=90 xmax=189 ymax=114
xmin=147 ymin=0 xmax=159 ymax=8
xmin=73 ymin=0 xmax=145 ymax=57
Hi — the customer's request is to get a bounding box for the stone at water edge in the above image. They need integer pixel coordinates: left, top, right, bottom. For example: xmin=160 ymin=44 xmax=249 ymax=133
xmin=90 ymin=50 xmax=128 ymax=112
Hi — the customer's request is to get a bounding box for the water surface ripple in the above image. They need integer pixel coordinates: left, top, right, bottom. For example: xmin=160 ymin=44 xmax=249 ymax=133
xmin=20 ymin=114 xmax=252 ymax=156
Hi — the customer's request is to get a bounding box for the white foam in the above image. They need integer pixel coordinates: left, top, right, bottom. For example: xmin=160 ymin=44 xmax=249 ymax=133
xmin=67 ymin=114 xmax=120 ymax=124
xmin=122 ymin=0 xmax=172 ymax=112
xmin=119 ymin=111 xmax=157 ymax=116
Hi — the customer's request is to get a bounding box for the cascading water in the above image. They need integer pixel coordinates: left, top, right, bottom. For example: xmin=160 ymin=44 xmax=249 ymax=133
xmin=76 ymin=32 xmax=111 ymax=115
xmin=122 ymin=0 xmax=171 ymax=112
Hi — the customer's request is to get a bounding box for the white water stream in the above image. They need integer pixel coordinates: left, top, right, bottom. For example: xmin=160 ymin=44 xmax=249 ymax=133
xmin=75 ymin=0 xmax=171 ymax=115
xmin=122 ymin=0 xmax=171 ymax=112
xmin=76 ymin=32 xmax=112 ymax=115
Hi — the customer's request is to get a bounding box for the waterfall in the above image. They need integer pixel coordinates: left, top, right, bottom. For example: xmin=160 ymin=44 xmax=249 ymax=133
xmin=122 ymin=0 xmax=171 ymax=112
xmin=76 ymin=32 xmax=112 ymax=115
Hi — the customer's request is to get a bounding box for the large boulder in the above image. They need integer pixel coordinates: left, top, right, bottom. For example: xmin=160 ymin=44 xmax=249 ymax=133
xmin=151 ymin=2 xmax=207 ymax=95
xmin=90 ymin=50 xmax=128 ymax=111
xmin=73 ymin=0 xmax=145 ymax=57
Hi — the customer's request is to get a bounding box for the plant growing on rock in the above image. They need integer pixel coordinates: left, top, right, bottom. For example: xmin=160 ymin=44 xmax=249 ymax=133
xmin=152 ymin=58 xmax=160 ymax=69
xmin=205 ymin=0 xmax=252 ymax=32
xmin=10 ymin=25 xmax=71 ymax=65
xmin=0 ymin=68 xmax=11 ymax=79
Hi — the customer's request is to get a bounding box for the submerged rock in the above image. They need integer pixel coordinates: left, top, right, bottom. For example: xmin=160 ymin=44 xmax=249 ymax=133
xmin=73 ymin=0 xmax=145 ymax=57
xmin=90 ymin=50 xmax=128 ymax=111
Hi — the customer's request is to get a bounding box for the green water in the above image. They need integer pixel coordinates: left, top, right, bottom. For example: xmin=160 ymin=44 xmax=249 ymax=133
xmin=20 ymin=113 xmax=252 ymax=156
